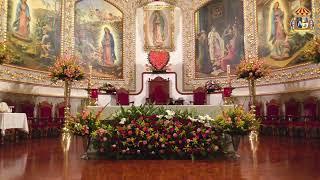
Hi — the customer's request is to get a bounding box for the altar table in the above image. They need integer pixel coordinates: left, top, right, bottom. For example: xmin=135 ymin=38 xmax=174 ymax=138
xmin=88 ymin=105 xmax=233 ymax=120
xmin=0 ymin=113 xmax=29 ymax=135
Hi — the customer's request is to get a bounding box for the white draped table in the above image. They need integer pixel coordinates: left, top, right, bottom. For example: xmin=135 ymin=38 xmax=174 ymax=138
xmin=0 ymin=113 xmax=29 ymax=135
xmin=88 ymin=105 xmax=233 ymax=119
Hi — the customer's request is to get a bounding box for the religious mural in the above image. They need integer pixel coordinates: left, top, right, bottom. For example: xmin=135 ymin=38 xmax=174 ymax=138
xmin=7 ymin=0 xmax=61 ymax=70
xmin=75 ymin=0 xmax=123 ymax=79
xmin=144 ymin=5 xmax=174 ymax=51
xmin=195 ymin=0 xmax=244 ymax=78
xmin=257 ymin=0 xmax=314 ymax=68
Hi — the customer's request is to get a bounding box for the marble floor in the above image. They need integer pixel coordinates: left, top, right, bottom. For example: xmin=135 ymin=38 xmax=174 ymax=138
xmin=0 ymin=136 xmax=320 ymax=180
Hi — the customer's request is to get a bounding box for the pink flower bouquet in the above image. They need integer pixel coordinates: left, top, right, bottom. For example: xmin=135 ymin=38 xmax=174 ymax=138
xmin=236 ymin=59 xmax=270 ymax=80
xmin=49 ymin=55 xmax=85 ymax=82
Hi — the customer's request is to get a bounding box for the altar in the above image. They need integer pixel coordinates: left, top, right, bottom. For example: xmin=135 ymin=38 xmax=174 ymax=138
xmin=88 ymin=105 xmax=233 ymax=120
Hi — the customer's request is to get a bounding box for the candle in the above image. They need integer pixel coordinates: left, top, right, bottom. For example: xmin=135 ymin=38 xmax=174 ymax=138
xmin=227 ymin=65 xmax=231 ymax=86
xmin=227 ymin=65 xmax=230 ymax=75
xmin=89 ymin=65 xmax=92 ymax=75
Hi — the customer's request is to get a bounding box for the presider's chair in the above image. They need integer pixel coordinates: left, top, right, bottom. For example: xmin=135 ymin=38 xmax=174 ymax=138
xmin=147 ymin=77 xmax=171 ymax=105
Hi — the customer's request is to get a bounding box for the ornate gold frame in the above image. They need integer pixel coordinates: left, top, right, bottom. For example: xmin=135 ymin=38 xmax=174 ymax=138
xmin=182 ymin=0 xmax=320 ymax=91
xmin=0 ymin=0 xmax=136 ymax=90
xmin=143 ymin=4 xmax=175 ymax=51
xmin=0 ymin=0 xmax=319 ymax=92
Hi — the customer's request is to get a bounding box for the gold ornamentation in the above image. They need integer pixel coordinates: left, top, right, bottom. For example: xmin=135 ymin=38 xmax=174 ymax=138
xmin=182 ymin=0 xmax=320 ymax=91
xmin=0 ymin=0 xmax=319 ymax=91
xmin=0 ymin=0 xmax=136 ymax=90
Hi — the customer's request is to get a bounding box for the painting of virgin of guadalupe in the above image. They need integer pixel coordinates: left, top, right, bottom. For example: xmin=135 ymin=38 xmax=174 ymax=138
xmin=6 ymin=0 xmax=61 ymax=70
xmin=12 ymin=0 xmax=31 ymax=40
xmin=257 ymin=0 xmax=314 ymax=68
xmin=74 ymin=0 xmax=123 ymax=79
xmin=144 ymin=5 xmax=174 ymax=51
xmin=195 ymin=0 xmax=244 ymax=78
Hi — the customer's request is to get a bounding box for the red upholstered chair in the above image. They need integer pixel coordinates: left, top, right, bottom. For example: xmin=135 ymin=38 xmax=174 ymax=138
xmin=265 ymin=99 xmax=281 ymax=135
xmin=285 ymin=98 xmax=303 ymax=136
xmin=192 ymin=87 xmax=207 ymax=105
xmin=116 ymin=88 xmax=130 ymax=106
xmin=147 ymin=77 xmax=171 ymax=105
xmin=20 ymin=101 xmax=35 ymax=138
xmin=37 ymin=101 xmax=53 ymax=137
xmin=51 ymin=102 xmax=66 ymax=136
xmin=304 ymin=97 xmax=320 ymax=137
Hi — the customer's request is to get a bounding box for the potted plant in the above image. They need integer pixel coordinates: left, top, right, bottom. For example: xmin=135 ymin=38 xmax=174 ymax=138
xmin=215 ymin=106 xmax=258 ymax=154
xmin=64 ymin=106 xmax=106 ymax=159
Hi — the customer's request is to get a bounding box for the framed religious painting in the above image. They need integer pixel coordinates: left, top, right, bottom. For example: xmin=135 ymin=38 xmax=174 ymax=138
xmin=194 ymin=0 xmax=244 ymax=78
xmin=257 ymin=0 xmax=315 ymax=68
xmin=143 ymin=5 xmax=175 ymax=51
xmin=6 ymin=0 xmax=61 ymax=71
xmin=74 ymin=0 xmax=123 ymax=79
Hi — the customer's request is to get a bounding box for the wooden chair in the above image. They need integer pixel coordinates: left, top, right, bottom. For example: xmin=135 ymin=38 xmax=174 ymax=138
xmin=265 ymin=99 xmax=281 ymax=136
xmin=285 ymin=98 xmax=303 ymax=137
xmin=304 ymin=97 xmax=320 ymax=137
xmin=192 ymin=87 xmax=207 ymax=105
xmin=147 ymin=77 xmax=171 ymax=105
xmin=37 ymin=101 xmax=53 ymax=137
xmin=19 ymin=101 xmax=35 ymax=138
xmin=116 ymin=88 xmax=132 ymax=106
xmin=51 ymin=102 xmax=66 ymax=136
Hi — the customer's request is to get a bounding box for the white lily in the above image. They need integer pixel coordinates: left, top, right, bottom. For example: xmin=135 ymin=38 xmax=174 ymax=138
xmin=157 ymin=115 xmax=164 ymax=119
xmin=166 ymin=110 xmax=175 ymax=116
xmin=119 ymin=118 xmax=127 ymax=125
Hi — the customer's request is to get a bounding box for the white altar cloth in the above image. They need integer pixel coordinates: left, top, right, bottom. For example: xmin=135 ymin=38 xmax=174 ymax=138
xmin=0 ymin=113 xmax=29 ymax=135
xmin=88 ymin=105 xmax=233 ymax=120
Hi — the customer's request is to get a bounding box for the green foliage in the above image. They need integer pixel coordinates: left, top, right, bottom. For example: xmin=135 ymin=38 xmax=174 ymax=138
xmin=214 ymin=105 xmax=259 ymax=135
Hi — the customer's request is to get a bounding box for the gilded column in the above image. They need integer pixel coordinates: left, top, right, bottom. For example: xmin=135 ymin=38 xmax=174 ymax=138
xmin=61 ymin=0 xmax=75 ymax=55
xmin=313 ymin=0 xmax=320 ymax=38
xmin=243 ymin=0 xmax=258 ymax=60
xmin=0 ymin=0 xmax=7 ymax=42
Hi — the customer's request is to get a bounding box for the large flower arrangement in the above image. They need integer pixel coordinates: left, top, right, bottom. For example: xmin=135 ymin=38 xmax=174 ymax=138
xmin=49 ymin=55 xmax=85 ymax=82
xmin=90 ymin=105 xmax=226 ymax=160
xmin=236 ymin=59 xmax=270 ymax=80
xmin=215 ymin=106 xmax=258 ymax=135
xmin=0 ymin=41 xmax=14 ymax=65
xmin=64 ymin=107 xmax=105 ymax=136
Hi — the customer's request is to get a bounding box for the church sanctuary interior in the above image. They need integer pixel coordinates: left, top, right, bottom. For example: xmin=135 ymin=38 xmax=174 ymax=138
xmin=1 ymin=0 xmax=320 ymax=179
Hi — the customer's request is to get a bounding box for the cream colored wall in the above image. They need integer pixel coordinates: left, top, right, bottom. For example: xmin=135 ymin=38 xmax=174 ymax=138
xmin=0 ymin=81 xmax=87 ymax=115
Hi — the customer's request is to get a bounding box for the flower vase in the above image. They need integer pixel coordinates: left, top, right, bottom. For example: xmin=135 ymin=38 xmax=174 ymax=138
xmin=229 ymin=134 xmax=241 ymax=159
xmin=81 ymin=136 xmax=90 ymax=160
